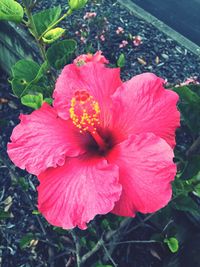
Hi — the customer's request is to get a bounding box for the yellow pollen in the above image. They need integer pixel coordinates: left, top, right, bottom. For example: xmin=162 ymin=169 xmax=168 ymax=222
xmin=69 ymin=90 xmax=100 ymax=133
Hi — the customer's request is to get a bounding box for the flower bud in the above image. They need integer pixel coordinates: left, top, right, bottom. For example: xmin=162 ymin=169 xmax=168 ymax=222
xmin=69 ymin=0 xmax=88 ymax=11
xmin=42 ymin=28 xmax=65 ymax=44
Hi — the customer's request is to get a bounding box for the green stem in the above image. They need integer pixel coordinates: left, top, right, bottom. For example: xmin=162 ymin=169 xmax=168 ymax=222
xmin=71 ymin=230 xmax=81 ymax=267
xmin=22 ymin=18 xmax=28 ymax=25
xmin=186 ymin=136 xmax=200 ymax=158
xmin=81 ymin=238 xmax=104 ymax=264
xmin=22 ymin=0 xmax=47 ymax=61
xmin=38 ymin=9 xmax=73 ymax=40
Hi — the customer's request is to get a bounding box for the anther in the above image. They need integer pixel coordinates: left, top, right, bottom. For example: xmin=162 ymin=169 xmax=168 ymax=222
xmin=69 ymin=90 xmax=100 ymax=134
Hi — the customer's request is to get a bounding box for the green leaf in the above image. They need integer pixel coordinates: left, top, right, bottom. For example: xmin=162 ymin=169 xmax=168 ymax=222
xmin=101 ymin=219 xmax=111 ymax=230
xmin=172 ymin=195 xmax=200 ymax=216
xmin=172 ymin=178 xmax=193 ymax=197
xmin=117 ymin=53 xmax=125 ymax=68
xmin=46 ymin=39 xmax=77 ymax=69
xmin=11 ymin=60 xmax=40 ymax=97
xmin=186 ymin=84 xmax=200 ymax=98
xmin=149 ymin=205 xmax=172 ymax=230
xmin=164 ymin=237 xmax=179 ymax=253
xmin=21 ymin=93 xmax=43 ymax=109
xmin=11 ymin=60 xmax=48 ymax=97
xmin=32 ymin=61 xmax=49 ymax=84
xmin=22 ymin=61 xmax=50 ymax=96
xmin=53 ymin=226 xmax=68 ymax=234
xmin=173 ymin=85 xmax=200 ymax=133
xmin=0 ymin=0 xmax=24 ymax=23
xmin=42 ymin=27 xmax=65 ymax=44
xmin=0 ymin=209 xmax=11 ymax=220
xmin=194 ymin=183 xmax=200 ymax=196
xmin=18 ymin=177 xmax=29 ymax=191
xmin=173 ymin=85 xmax=200 ymax=103
xmin=22 ymin=84 xmax=45 ymax=96
xmin=180 ymin=156 xmax=200 ymax=180
xmin=19 ymin=233 xmax=35 ymax=249
xmin=44 ymin=97 xmax=53 ymax=105
xmin=32 ymin=5 xmax=62 ymax=36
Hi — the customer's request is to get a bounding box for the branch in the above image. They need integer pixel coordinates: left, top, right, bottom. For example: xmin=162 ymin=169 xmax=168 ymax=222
xmin=81 ymin=238 xmax=104 ymax=264
xmin=125 ymin=213 xmax=156 ymax=234
xmin=71 ymin=230 xmax=81 ymax=267
xmin=186 ymin=136 xmax=200 ymax=158
xmin=22 ymin=0 xmax=47 ymax=61
xmin=81 ymin=218 xmax=132 ymax=264
xmin=102 ymin=243 xmax=118 ymax=267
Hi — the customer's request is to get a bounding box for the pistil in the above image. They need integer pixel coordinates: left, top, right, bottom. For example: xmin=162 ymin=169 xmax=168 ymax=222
xmin=90 ymin=130 xmax=106 ymax=151
xmin=69 ymin=90 xmax=107 ymax=150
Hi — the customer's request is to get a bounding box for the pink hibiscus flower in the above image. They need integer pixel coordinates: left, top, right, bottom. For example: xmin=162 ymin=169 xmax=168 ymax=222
xmin=73 ymin=50 xmax=109 ymax=66
xmin=7 ymin=53 xmax=180 ymax=229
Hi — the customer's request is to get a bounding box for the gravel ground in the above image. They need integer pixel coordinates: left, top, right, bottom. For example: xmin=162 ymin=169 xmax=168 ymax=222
xmin=1 ymin=0 xmax=200 ymax=266
xmin=34 ymin=0 xmax=200 ymax=83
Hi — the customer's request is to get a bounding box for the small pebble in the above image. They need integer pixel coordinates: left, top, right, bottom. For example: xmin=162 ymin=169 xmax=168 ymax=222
xmin=157 ymin=62 xmax=165 ymax=67
xmin=155 ymin=56 xmax=160 ymax=64
xmin=8 ymin=101 xmax=18 ymax=109
xmin=137 ymin=57 xmax=147 ymax=65
xmin=175 ymin=46 xmax=183 ymax=53
xmin=161 ymin=53 xmax=169 ymax=60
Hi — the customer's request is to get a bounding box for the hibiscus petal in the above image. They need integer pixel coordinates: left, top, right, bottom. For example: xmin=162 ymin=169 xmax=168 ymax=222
xmin=74 ymin=50 xmax=109 ymax=65
xmin=53 ymin=62 xmax=122 ymax=126
xmin=7 ymin=103 xmax=85 ymax=175
xmin=111 ymin=73 xmax=180 ymax=147
xmin=107 ymin=133 xmax=176 ymax=217
xmin=38 ymin=157 xmax=122 ymax=229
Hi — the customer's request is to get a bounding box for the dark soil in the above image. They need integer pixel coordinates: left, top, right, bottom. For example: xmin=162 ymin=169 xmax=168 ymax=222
xmin=1 ymin=0 xmax=200 ymax=266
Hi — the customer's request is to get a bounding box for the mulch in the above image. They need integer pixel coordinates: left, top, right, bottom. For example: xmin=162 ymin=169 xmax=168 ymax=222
xmin=1 ymin=0 xmax=200 ymax=266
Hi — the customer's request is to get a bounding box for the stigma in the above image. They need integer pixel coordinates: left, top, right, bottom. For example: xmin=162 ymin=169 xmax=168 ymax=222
xmin=69 ymin=90 xmax=100 ymax=134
